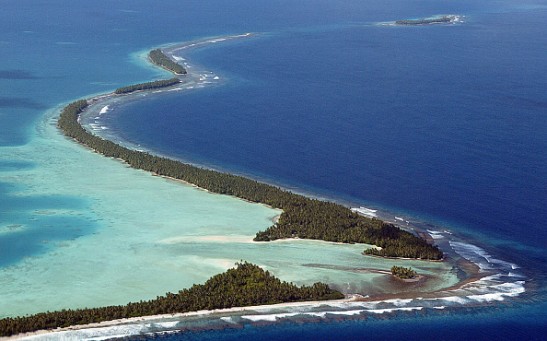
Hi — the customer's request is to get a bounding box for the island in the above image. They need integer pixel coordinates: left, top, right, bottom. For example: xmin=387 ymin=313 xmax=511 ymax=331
xmin=0 ymin=262 xmax=343 ymax=336
xmin=149 ymin=48 xmax=187 ymax=75
xmin=58 ymin=98 xmax=443 ymax=260
xmin=395 ymin=15 xmax=460 ymax=26
xmin=0 ymin=40 xmax=449 ymax=337
xmin=114 ymin=77 xmax=181 ymax=94
xmin=391 ymin=265 xmax=418 ymax=280
xmin=57 ymin=44 xmax=443 ymax=261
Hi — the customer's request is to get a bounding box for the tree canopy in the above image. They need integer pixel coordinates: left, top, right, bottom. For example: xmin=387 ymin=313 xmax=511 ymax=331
xmin=114 ymin=77 xmax=181 ymax=94
xmin=0 ymin=262 xmax=343 ymax=337
xmin=149 ymin=49 xmax=187 ymax=75
xmin=57 ymin=98 xmax=443 ymax=261
xmin=391 ymin=265 xmax=418 ymax=279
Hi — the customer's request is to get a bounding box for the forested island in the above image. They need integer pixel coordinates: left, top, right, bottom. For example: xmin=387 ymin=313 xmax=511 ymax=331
xmin=114 ymin=77 xmax=181 ymax=94
xmin=58 ymin=98 xmax=443 ymax=260
xmin=149 ymin=48 xmax=187 ymax=75
xmin=60 ymin=43 xmax=443 ymax=260
xmin=0 ymin=262 xmax=343 ymax=337
xmin=0 ymin=42 xmax=446 ymax=337
xmin=395 ymin=15 xmax=457 ymax=25
xmin=391 ymin=266 xmax=418 ymax=280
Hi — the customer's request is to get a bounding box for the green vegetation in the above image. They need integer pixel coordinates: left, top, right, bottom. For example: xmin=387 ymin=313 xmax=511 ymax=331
xmin=0 ymin=262 xmax=343 ymax=337
xmin=0 ymin=43 xmax=445 ymax=338
xmin=391 ymin=266 xmax=417 ymax=279
xmin=114 ymin=77 xmax=181 ymax=94
xmin=362 ymin=228 xmax=442 ymax=259
xmin=57 ymin=97 xmax=443 ymax=260
xmin=395 ymin=16 xmax=453 ymax=25
xmin=149 ymin=48 xmax=187 ymax=75
xmin=258 ymin=206 xmax=442 ymax=259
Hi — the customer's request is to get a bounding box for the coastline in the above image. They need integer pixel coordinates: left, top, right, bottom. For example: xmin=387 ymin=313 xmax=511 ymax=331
xmin=2 ymin=33 xmax=528 ymax=339
xmin=71 ymin=37 xmax=445 ymax=262
xmin=2 ymin=244 xmax=493 ymax=340
xmin=3 ymin=259 xmax=485 ymax=341
xmin=69 ymin=34 xmax=525 ymax=296
xmin=2 ymin=298 xmax=349 ymax=341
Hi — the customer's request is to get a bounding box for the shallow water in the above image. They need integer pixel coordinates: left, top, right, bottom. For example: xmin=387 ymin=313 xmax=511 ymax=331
xmin=1 ymin=0 xmax=546 ymax=339
xmin=0 ymin=107 xmax=462 ymax=317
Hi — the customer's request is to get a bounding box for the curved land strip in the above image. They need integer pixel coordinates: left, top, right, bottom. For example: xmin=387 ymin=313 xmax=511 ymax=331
xmin=0 ymin=262 xmax=343 ymax=337
xmin=60 ymin=98 xmax=443 ymax=259
xmin=0 ymin=37 xmax=451 ymax=337
xmin=58 ymin=42 xmax=443 ymax=260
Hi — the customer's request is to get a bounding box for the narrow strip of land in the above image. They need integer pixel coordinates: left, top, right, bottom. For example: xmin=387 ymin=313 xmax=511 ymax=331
xmin=0 ymin=34 xmax=483 ymax=339
xmin=59 ymin=40 xmax=444 ymax=261
xmin=0 ymin=263 xmax=342 ymax=337
xmin=395 ymin=15 xmax=461 ymax=26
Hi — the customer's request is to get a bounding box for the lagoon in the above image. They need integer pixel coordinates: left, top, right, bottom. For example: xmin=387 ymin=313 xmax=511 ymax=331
xmin=1 ymin=0 xmax=546 ymax=339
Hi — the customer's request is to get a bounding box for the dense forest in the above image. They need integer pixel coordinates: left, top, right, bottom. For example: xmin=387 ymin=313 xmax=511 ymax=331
xmin=57 ymin=98 xmax=443 ymax=260
xmin=114 ymin=77 xmax=181 ymax=94
xmin=0 ymin=262 xmax=343 ymax=337
xmin=391 ymin=266 xmax=418 ymax=279
xmin=149 ymin=48 xmax=187 ymax=75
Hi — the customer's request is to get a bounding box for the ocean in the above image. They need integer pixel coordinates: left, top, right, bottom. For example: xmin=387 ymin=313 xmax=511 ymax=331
xmin=1 ymin=0 xmax=546 ymax=340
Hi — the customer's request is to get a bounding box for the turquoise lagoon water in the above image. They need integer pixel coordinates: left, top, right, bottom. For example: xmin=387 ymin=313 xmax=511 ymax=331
xmin=0 ymin=0 xmax=459 ymax=318
xmin=1 ymin=0 xmax=546 ymax=339
xmin=2 ymin=92 xmax=461 ymax=317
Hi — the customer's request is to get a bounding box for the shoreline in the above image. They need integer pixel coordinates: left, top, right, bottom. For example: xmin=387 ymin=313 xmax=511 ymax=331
xmin=2 ymin=298 xmax=348 ymax=341
xmin=68 ymin=34 xmax=518 ymax=290
xmin=78 ymin=35 xmax=444 ymax=260
xmin=2 ymin=246 xmax=490 ymax=340
xmin=3 ymin=259 xmax=486 ymax=340
xmin=3 ymin=33 xmax=526 ymax=339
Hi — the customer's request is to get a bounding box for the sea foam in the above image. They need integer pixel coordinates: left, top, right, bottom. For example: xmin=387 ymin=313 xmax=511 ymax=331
xmin=99 ymin=105 xmax=109 ymax=115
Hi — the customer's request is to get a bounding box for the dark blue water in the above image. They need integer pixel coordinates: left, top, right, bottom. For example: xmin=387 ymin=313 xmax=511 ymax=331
xmin=2 ymin=0 xmax=546 ymax=339
xmin=154 ymin=307 xmax=547 ymax=341
xmin=109 ymin=13 xmax=547 ymax=252
xmin=104 ymin=3 xmax=547 ymax=340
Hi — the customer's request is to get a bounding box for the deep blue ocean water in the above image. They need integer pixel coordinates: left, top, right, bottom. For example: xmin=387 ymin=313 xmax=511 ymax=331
xmin=109 ymin=22 xmax=547 ymax=253
xmin=1 ymin=0 xmax=546 ymax=339
xmin=155 ymin=308 xmax=547 ymax=341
